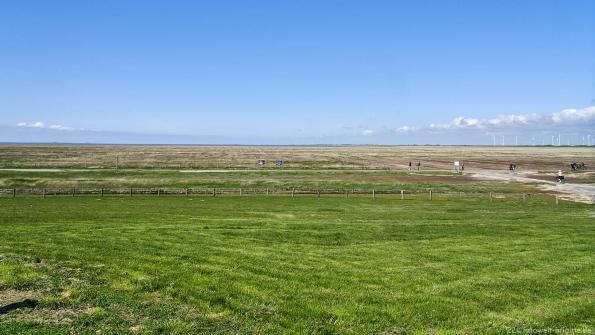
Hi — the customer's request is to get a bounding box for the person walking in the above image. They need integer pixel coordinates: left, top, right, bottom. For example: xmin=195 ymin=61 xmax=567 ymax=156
xmin=408 ymin=161 xmax=412 ymax=171
xmin=557 ymin=170 xmax=564 ymax=183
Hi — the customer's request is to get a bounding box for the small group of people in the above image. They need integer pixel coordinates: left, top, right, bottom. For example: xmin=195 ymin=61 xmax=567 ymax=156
xmin=557 ymin=161 xmax=587 ymax=183
xmin=408 ymin=161 xmax=422 ymax=171
xmin=570 ymin=162 xmax=585 ymax=171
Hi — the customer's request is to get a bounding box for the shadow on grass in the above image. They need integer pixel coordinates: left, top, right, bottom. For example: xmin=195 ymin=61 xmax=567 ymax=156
xmin=0 ymin=299 xmax=38 ymax=314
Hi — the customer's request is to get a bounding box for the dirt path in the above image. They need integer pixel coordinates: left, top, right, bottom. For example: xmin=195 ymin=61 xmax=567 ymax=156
xmin=471 ymin=170 xmax=595 ymax=204
xmin=179 ymin=169 xmax=453 ymax=174
xmin=0 ymin=168 xmax=65 ymax=172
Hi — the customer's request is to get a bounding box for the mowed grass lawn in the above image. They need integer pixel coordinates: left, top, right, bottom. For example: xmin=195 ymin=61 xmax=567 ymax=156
xmin=0 ymin=196 xmax=593 ymax=334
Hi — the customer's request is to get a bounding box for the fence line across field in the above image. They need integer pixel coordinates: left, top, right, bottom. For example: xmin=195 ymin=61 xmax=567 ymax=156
xmin=0 ymin=187 xmax=564 ymax=203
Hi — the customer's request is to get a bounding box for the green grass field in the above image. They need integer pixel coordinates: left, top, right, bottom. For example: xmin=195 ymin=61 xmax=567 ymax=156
xmin=0 ymin=169 xmax=524 ymax=194
xmin=0 ymin=196 xmax=593 ymax=334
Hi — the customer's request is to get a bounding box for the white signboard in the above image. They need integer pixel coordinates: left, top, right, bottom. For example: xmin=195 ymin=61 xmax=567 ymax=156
xmin=454 ymin=161 xmax=460 ymax=166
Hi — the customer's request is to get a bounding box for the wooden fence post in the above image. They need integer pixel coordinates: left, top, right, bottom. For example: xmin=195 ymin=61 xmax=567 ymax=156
xmin=489 ymin=192 xmax=492 ymax=201
xmin=346 ymin=189 xmax=349 ymax=197
xmin=186 ymin=188 xmax=188 ymax=197
xmin=372 ymin=189 xmax=375 ymax=199
xmin=13 ymin=188 xmax=15 ymax=198
xmin=157 ymin=189 xmax=160 ymax=197
xmin=239 ymin=188 xmax=242 ymax=196
xmin=292 ymin=188 xmax=295 ymax=198
xmin=555 ymin=195 xmax=559 ymax=205
xmin=101 ymin=188 xmax=104 ymax=197
xmin=72 ymin=188 xmax=75 ymax=197
xmin=429 ymin=190 xmax=432 ymax=200
xmin=213 ymin=188 xmax=216 ymax=197
xmin=43 ymin=189 xmax=46 ymax=198
xmin=130 ymin=188 xmax=133 ymax=197
xmin=266 ymin=188 xmax=269 ymax=196
xmin=401 ymin=190 xmax=404 ymax=199
xmin=317 ymin=189 xmax=320 ymax=198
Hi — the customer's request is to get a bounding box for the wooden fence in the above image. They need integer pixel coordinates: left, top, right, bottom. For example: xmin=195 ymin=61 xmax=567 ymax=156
xmin=0 ymin=187 xmax=563 ymax=203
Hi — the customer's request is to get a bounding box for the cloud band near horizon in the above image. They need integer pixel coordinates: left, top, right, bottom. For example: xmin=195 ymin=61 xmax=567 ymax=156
xmin=9 ymin=105 xmax=595 ymax=145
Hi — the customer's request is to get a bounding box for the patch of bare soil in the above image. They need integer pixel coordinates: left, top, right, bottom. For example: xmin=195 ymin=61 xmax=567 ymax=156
xmin=0 ymin=294 xmax=90 ymax=325
xmin=527 ymin=172 xmax=595 ymax=184
xmin=0 ymin=306 xmax=90 ymax=325
xmin=0 ymin=288 xmax=94 ymax=325
xmin=566 ymin=171 xmax=595 ymax=183
xmin=0 ymin=289 xmax=41 ymax=306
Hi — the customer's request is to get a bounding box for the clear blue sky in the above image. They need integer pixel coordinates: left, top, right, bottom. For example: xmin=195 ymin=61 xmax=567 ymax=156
xmin=1 ymin=0 xmax=594 ymax=144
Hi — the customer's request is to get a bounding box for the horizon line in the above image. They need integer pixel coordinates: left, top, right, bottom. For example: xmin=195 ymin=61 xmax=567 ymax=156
xmin=0 ymin=142 xmax=593 ymax=148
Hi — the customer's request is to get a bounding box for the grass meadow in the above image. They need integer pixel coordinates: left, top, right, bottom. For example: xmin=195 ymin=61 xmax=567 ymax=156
xmin=0 ymin=169 xmax=525 ymax=194
xmin=0 ymin=195 xmax=593 ymax=334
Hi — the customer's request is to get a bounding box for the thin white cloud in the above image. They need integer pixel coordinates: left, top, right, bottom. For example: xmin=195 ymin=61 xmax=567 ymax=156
xmin=401 ymin=105 xmax=595 ymax=135
xmin=488 ymin=113 xmax=542 ymax=127
xmin=396 ymin=125 xmax=417 ymax=133
xmin=49 ymin=124 xmax=75 ymax=131
xmin=361 ymin=129 xmax=374 ymax=136
xmin=430 ymin=117 xmax=483 ymax=130
xmin=17 ymin=121 xmax=45 ymax=128
xmin=551 ymin=106 xmax=595 ymax=124
xmin=17 ymin=121 xmax=78 ymax=131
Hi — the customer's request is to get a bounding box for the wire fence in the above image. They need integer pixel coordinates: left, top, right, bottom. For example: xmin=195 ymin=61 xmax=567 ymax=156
xmin=0 ymin=187 xmax=566 ymax=203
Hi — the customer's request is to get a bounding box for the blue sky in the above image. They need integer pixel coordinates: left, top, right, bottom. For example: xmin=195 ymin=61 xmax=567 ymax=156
xmin=1 ymin=0 xmax=594 ymax=144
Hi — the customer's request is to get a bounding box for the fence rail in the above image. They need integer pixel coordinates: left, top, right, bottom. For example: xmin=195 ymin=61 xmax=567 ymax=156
xmin=0 ymin=187 xmax=565 ymax=203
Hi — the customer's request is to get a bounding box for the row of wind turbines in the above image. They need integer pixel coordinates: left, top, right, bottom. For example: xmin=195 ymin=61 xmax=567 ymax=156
xmin=491 ymin=134 xmax=594 ymax=146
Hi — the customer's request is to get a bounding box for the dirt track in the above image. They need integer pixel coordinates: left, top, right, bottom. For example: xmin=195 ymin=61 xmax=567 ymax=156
xmin=472 ymin=170 xmax=595 ymax=204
